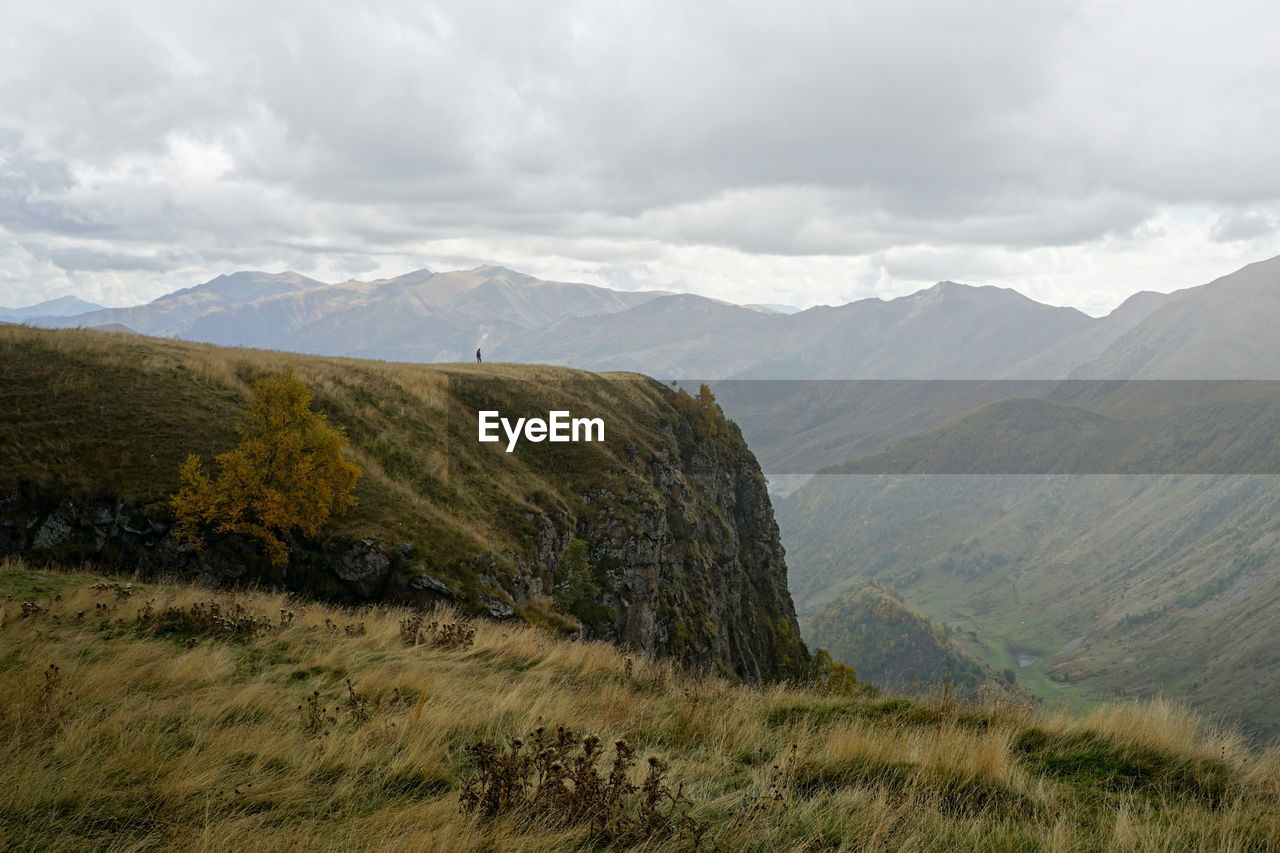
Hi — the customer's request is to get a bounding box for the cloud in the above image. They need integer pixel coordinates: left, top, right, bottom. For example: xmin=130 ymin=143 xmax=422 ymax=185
xmin=1210 ymin=210 xmax=1277 ymax=243
xmin=22 ymin=244 xmax=179 ymax=273
xmin=2 ymin=0 xmax=1280 ymax=312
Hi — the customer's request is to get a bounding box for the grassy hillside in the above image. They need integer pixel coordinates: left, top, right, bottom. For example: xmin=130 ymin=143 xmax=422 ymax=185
xmin=0 ymin=322 xmax=664 ymax=537
xmin=778 ymin=473 xmax=1280 ymax=740
xmin=4 ymin=560 xmax=1278 ymax=851
xmin=0 ymin=324 xmax=806 ymax=680
xmin=823 ymin=384 xmax=1280 ymax=476
xmin=806 ymin=583 xmax=1010 ymax=698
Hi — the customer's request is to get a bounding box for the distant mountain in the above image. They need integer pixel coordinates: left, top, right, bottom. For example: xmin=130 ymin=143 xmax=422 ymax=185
xmin=0 ymin=295 xmax=105 ymax=321
xmin=38 ymin=267 xmax=669 ymax=361
xmin=496 ymin=293 xmax=782 ymax=376
xmin=38 ymin=271 xmax=324 ymax=339
xmin=496 ymin=281 xmax=1098 ymax=379
xmin=997 ymin=288 xmax=1191 ymax=378
xmin=1071 ymin=256 xmax=1280 ymax=378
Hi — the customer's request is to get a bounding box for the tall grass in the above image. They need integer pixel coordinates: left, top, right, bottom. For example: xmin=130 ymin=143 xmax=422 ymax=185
xmin=2 ymin=557 xmax=1278 ymax=851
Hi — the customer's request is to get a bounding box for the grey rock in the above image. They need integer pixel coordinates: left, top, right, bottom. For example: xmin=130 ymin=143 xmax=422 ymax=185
xmin=195 ymin=547 xmax=250 ymax=583
xmin=332 ymin=538 xmax=392 ymax=596
xmin=486 ymin=598 xmax=515 ymax=619
xmin=33 ymin=501 xmax=76 ymax=548
xmin=409 ymin=574 xmax=453 ymax=597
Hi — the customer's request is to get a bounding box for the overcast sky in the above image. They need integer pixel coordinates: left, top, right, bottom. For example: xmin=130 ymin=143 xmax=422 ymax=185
xmin=3 ymin=1 xmax=1279 ymax=315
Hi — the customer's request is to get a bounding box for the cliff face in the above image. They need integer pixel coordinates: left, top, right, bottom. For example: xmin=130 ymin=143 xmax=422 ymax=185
xmin=0 ymin=417 xmax=804 ymax=682
xmin=512 ymin=422 xmax=805 ymax=682
xmin=0 ymin=326 xmax=807 ymax=682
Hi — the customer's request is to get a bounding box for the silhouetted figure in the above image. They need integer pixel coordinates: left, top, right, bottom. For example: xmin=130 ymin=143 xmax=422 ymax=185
xmin=476 ymin=348 xmax=482 ymax=363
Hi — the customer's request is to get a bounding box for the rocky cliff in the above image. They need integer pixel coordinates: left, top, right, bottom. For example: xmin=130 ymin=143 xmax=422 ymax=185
xmin=0 ymin=325 xmax=807 ymax=681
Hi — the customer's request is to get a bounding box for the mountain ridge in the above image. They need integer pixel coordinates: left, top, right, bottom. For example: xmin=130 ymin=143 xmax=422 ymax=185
xmin=30 ymin=256 xmax=1275 ymax=382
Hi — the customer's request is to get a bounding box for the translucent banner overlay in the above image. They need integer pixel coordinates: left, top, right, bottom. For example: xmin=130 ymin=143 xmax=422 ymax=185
xmin=680 ymin=379 xmax=1280 ymax=475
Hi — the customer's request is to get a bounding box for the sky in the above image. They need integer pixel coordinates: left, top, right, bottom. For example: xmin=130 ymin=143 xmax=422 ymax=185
xmin=2 ymin=0 xmax=1280 ymax=316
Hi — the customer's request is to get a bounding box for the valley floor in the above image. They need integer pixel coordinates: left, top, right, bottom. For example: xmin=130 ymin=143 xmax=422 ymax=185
xmin=2 ymin=557 xmax=1278 ymax=852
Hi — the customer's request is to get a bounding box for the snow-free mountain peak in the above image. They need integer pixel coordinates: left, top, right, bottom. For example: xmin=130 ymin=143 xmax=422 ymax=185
xmin=0 ymin=295 xmax=106 ymax=321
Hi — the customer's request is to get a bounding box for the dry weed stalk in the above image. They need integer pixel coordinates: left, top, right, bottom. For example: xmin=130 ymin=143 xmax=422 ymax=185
xmin=460 ymin=725 xmax=705 ymax=848
xmin=399 ymin=613 xmax=475 ymax=650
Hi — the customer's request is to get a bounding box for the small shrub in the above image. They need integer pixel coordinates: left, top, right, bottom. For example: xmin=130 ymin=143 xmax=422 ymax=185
xmin=809 ymin=648 xmax=878 ymax=698
xmin=345 ymin=678 xmax=370 ymax=723
xmin=460 ymin=726 xmax=705 ymax=848
xmin=552 ymin=538 xmax=599 ymax=611
xmin=141 ymin=600 xmax=276 ymax=640
xmin=298 ymin=690 xmax=337 ymax=736
xmin=399 ymin=614 xmax=475 ymax=650
xmin=743 ymin=744 xmax=798 ymax=819
xmin=4 ymin=663 xmax=69 ymax=734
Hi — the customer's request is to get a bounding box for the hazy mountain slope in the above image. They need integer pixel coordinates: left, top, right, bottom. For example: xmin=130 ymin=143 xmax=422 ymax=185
xmin=823 ymin=383 xmax=1280 ymax=476
xmin=36 ymin=266 xmax=668 ymax=362
xmin=499 ymin=281 xmax=1095 ymax=380
xmin=0 ymin=295 xmax=105 ymax=321
xmin=275 ymin=266 xmax=667 ymax=361
xmin=494 ymin=293 xmax=782 ymax=375
xmin=38 ymin=271 xmax=325 ymax=337
xmin=27 ymin=256 xmax=1280 ymax=385
xmin=778 ymin=466 xmax=1280 ymax=741
xmin=0 ymin=325 xmax=806 ymax=681
xmin=771 ymin=282 xmax=1094 ymax=379
xmin=807 ymin=582 xmax=1009 ymax=697
xmin=1071 ymin=255 xmax=1280 ymax=378
xmin=779 ymin=377 xmax=1280 ymax=736
xmin=999 ymin=288 xmax=1191 ymax=378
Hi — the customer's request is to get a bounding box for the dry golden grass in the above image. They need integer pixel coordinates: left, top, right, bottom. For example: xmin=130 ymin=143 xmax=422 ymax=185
xmin=2 ymin=558 xmax=1279 ymax=851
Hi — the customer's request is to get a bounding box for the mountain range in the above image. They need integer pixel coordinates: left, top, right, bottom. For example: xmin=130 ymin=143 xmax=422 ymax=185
xmin=16 ymin=254 xmax=1279 ymax=475
xmin=23 ymin=267 xmax=669 ymax=363
xmin=16 ymin=255 xmax=1280 ymax=384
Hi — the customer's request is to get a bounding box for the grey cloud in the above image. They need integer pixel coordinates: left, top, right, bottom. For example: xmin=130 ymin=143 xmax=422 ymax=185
xmin=3 ymin=0 xmax=1280 ymax=306
xmin=22 ymin=244 xmax=183 ymax=273
xmin=0 ymin=132 xmax=99 ymax=235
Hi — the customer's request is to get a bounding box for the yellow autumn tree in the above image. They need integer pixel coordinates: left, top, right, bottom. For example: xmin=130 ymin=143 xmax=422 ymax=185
xmin=172 ymin=370 xmax=362 ymax=566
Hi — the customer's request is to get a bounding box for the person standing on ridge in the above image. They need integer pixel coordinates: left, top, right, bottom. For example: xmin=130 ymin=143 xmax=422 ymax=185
xmin=476 ymin=348 xmax=482 ymax=363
